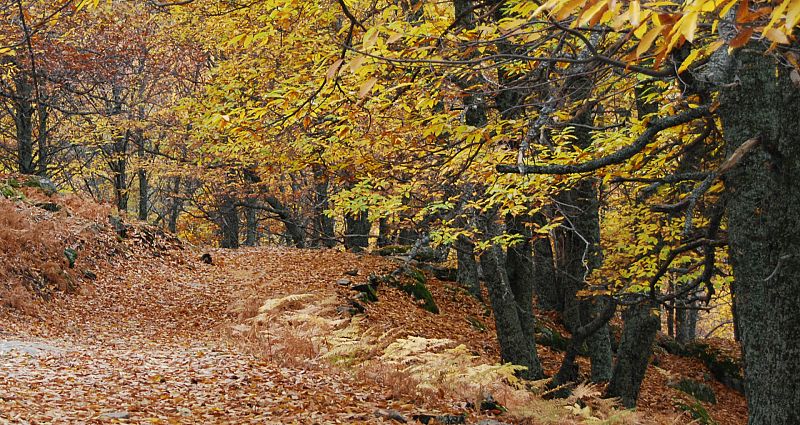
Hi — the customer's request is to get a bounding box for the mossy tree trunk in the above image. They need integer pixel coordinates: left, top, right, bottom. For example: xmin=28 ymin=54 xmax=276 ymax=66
xmin=606 ymin=302 xmax=660 ymax=407
xmin=719 ymin=43 xmax=800 ymax=425
xmin=478 ymin=212 xmax=544 ymax=380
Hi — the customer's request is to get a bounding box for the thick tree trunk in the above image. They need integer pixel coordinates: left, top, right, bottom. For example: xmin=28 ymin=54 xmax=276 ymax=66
xmin=478 ymin=212 xmax=544 ymax=380
xmin=264 ymin=196 xmax=305 ymax=248
xmin=244 ymin=207 xmax=259 ymax=246
xmin=456 ymin=234 xmax=481 ymax=298
xmin=344 ymin=211 xmax=370 ymax=252
xmin=219 ymin=195 xmax=239 ymax=249
xmin=719 ymin=45 xmax=800 ymax=425
xmin=111 ymin=130 xmax=130 ymax=212
xmin=377 ymin=217 xmax=391 ymax=248
xmin=606 ymin=302 xmax=660 ymax=407
xmin=532 ymin=214 xmax=560 ymax=311
xmin=505 ymin=214 xmax=537 ymax=350
xmin=554 ymin=180 xmax=613 ymax=383
xmin=675 ymin=296 xmax=698 ymax=343
xmin=35 ymin=100 xmax=48 ymax=176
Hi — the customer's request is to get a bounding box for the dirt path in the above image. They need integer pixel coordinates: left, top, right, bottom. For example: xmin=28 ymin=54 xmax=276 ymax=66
xmin=0 ymin=248 xmax=400 ymax=424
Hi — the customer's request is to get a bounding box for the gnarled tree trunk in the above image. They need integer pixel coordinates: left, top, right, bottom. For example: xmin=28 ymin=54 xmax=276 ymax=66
xmin=719 ymin=44 xmax=800 ymax=425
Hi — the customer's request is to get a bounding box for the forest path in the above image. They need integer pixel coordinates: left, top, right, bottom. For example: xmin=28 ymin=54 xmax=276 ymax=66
xmin=0 ymin=248 xmax=397 ymax=424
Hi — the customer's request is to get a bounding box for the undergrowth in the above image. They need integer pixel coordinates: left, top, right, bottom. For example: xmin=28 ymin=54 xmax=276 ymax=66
xmin=226 ymin=291 xmax=645 ymax=424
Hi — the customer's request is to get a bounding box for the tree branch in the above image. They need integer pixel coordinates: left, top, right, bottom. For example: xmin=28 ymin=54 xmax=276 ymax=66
xmin=496 ymin=106 xmax=711 ymax=175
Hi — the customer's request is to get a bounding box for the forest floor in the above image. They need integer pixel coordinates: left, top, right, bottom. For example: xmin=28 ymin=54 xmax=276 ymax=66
xmin=0 ymin=186 xmax=748 ymax=424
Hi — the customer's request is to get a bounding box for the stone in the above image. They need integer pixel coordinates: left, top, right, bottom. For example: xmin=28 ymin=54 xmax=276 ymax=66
xmin=374 ymin=409 xmax=407 ymax=423
xmin=669 ymin=378 xmax=717 ymax=404
xmin=99 ymin=411 xmax=130 ymax=420
xmin=64 ymin=248 xmax=78 ymax=269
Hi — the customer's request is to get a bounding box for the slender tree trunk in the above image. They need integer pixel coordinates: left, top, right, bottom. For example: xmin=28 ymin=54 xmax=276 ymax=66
xmin=35 ymin=100 xmax=48 ymax=176
xmin=167 ymin=176 xmax=182 ymax=233
xmin=136 ymin=132 xmax=148 ymax=221
xmin=14 ymin=73 xmax=34 ymax=175
xmin=606 ymin=302 xmax=660 ymax=407
xmin=719 ymin=44 xmax=800 ymax=425
xmin=313 ymin=166 xmax=336 ymax=248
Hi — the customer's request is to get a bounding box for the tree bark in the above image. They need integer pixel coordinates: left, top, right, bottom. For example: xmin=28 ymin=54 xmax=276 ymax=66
xmin=14 ymin=73 xmax=35 ymax=175
xmin=136 ymin=131 xmax=149 ymax=221
xmin=606 ymin=302 xmax=660 ymax=408
xmin=345 ymin=211 xmax=370 ymax=252
xmin=505 ymin=214 xmax=537 ymax=352
xmin=219 ymin=194 xmax=239 ymax=248
xmin=719 ymin=44 xmax=800 ymax=425
xmin=456 ymin=234 xmax=481 ymax=298
xmin=313 ymin=165 xmax=336 ymax=248
xmin=478 ymin=212 xmax=544 ymax=380
xmin=244 ymin=206 xmax=259 ymax=246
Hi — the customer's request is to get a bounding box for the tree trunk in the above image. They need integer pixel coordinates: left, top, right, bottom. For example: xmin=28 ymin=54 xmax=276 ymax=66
xmin=244 ymin=207 xmax=259 ymax=246
xmin=675 ymin=296 xmax=698 ymax=343
xmin=167 ymin=176 xmax=182 ymax=233
xmin=136 ymin=132 xmax=148 ymax=221
xmin=35 ymin=99 xmax=48 ymax=176
xmin=14 ymin=73 xmax=35 ymax=175
xmin=313 ymin=166 xmax=336 ymax=248
xmin=554 ymin=179 xmax=613 ymax=383
xmin=478 ymin=212 xmax=544 ymax=380
xmin=532 ymin=214 xmax=560 ymax=311
xmin=505 ymin=214 xmax=537 ymax=352
xmin=219 ymin=194 xmax=239 ymax=248
xmin=456 ymin=234 xmax=481 ymax=298
xmin=606 ymin=302 xmax=660 ymax=408
xmin=345 ymin=211 xmax=370 ymax=252
xmin=719 ymin=44 xmax=800 ymax=425
xmin=264 ymin=196 xmax=305 ymax=248
xmin=111 ymin=130 xmax=130 ymax=212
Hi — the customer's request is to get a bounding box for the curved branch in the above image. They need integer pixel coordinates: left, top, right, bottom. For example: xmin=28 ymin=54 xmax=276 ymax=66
xmin=496 ymin=105 xmax=711 ymax=175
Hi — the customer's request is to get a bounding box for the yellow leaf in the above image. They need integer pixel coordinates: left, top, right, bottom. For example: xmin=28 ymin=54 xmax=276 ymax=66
xmin=387 ymin=32 xmax=403 ymax=44
xmin=348 ymin=55 xmax=367 ymax=73
xmin=579 ymin=0 xmax=609 ymax=26
xmin=786 ymin=0 xmax=800 ymax=30
xmin=764 ymin=27 xmax=790 ymax=44
xmin=637 ymin=25 xmax=662 ymax=56
xmin=678 ymin=48 xmax=700 ymax=73
xmin=679 ymin=11 xmax=699 ymax=42
xmin=362 ymin=28 xmax=379 ymax=51
xmin=634 ymin=22 xmax=648 ymax=38
xmin=326 ymin=58 xmax=344 ymax=81
xmin=358 ymin=77 xmax=378 ymax=98
xmin=554 ymin=0 xmax=587 ymax=20
xmin=630 ymin=0 xmax=641 ymax=26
